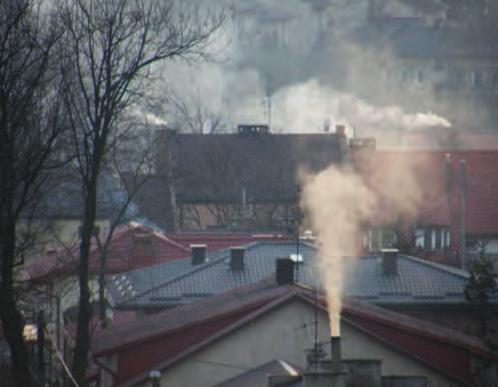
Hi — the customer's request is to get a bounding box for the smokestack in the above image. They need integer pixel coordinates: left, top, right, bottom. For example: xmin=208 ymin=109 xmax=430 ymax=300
xmin=330 ymin=336 xmax=342 ymax=372
xmin=276 ymin=258 xmax=294 ymax=286
xmin=230 ymin=247 xmax=245 ymax=271
xmin=190 ymin=244 xmax=206 ymax=265
xmin=381 ymin=248 xmax=399 ymax=276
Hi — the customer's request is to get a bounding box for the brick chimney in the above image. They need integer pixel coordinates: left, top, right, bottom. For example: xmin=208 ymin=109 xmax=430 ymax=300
xmin=230 ymin=247 xmax=245 ymax=271
xmin=276 ymin=258 xmax=294 ymax=286
xmin=190 ymin=244 xmax=206 ymax=265
xmin=381 ymin=248 xmax=399 ymax=275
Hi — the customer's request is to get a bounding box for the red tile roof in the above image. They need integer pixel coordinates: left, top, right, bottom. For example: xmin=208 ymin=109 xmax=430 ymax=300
xmin=25 ymin=223 xmax=191 ymax=283
xmin=166 ymin=232 xmax=291 ymax=252
xmin=92 ymin=279 xmax=493 ymax=387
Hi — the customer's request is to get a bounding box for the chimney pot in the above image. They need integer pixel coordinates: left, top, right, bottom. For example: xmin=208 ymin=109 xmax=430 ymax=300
xmin=190 ymin=244 xmax=207 ymax=265
xmin=330 ymin=336 xmax=342 ymax=372
xmin=276 ymin=258 xmax=294 ymax=286
xmin=230 ymin=247 xmax=245 ymax=271
xmin=381 ymin=248 xmax=399 ymax=275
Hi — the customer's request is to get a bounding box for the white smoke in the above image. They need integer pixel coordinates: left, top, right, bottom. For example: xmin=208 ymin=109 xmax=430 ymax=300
xmin=270 ymin=79 xmax=451 ymax=133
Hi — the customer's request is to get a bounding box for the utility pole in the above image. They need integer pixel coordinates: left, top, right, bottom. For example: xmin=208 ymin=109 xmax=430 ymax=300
xmin=459 ymin=159 xmax=467 ymax=268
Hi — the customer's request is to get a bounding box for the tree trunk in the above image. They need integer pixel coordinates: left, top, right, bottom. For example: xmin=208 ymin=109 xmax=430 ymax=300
xmin=98 ymin=251 xmax=108 ymax=329
xmin=0 ymin=223 xmax=33 ymax=387
xmin=71 ymin=175 xmax=98 ymax=386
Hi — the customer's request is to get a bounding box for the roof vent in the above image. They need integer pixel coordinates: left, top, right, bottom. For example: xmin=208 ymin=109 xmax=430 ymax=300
xmin=190 ymin=244 xmax=207 ymax=265
xmin=276 ymin=258 xmax=294 ymax=286
xmin=381 ymin=248 xmax=399 ymax=276
xmin=230 ymin=247 xmax=245 ymax=271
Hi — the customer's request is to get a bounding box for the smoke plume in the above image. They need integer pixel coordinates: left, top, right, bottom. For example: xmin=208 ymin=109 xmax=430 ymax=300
xmin=301 ymin=166 xmax=375 ymax=335
xmin=270 ymin=80 xmax=451 ymax=134
xmin=301 ymin=154 xmax=425 ymax=335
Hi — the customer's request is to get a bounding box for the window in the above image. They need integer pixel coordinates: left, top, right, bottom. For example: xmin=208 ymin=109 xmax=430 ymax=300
xmin=415 ymin=227 xmax=450 ymax=251
xmin=366 ymin=228 xmax=397 ymax=252
xmin=415 ymin=229 xmax=425 ymax=249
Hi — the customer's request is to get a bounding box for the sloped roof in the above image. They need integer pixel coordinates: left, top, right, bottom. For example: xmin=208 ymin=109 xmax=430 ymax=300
xmin=106 ymin=258 xmax=193 ymax=304
xmin=159 ymin=131 xmax=343 ymax=204
xmin=25 ymin=223 xmax=191 ymax=283
xmin=117 ymin=241 xmax=484 ymax=310
xmin=93 ymin=279 xmax=492 ymax=387
xmin=105 ymin=233 xmax=291 ymax=304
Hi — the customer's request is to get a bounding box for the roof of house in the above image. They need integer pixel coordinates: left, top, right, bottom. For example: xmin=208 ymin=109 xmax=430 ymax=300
xmin=105 ymin=233 xmax=291 ymax=304
xmin=93 ymin=278 xmax=492 ymax=387
xmin=25 ymin=222 xmax=191 ymax=283
xmin=117 ymin=241 xmax=487 ymax=310
xmin=352 ymin=150 xmax=498 ymax=235
xmin=106 ymin=258 xmax=193 ymax=304
xmin=158 ymin=131 xmax=343 ymax=204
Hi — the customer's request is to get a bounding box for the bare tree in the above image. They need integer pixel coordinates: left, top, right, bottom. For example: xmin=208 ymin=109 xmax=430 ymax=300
xmin=165 ymin=89 xmax=229 ymax=133
xmin=0 ymin=1 xmax=63 ymax=386
xmin=57 ymin=0 xmax=223 ymax=383
xmin=95 ymin=121 xmax=156 ymax=329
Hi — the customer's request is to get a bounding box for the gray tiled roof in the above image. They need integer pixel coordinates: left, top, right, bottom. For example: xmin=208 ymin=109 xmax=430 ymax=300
xmin=106 ymin=258 xmax=193 ymax=305
xmin=117 ymin=242 xmax=493 ymax=310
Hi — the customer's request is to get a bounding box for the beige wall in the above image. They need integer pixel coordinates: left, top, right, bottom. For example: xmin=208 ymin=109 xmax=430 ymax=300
xmin=127 ymin=299 xmax=461 ymax=387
